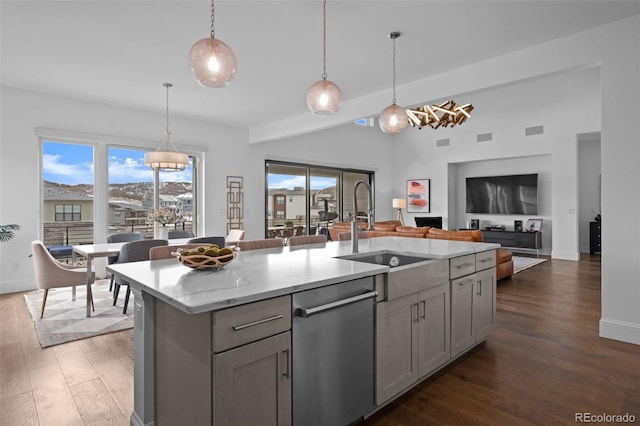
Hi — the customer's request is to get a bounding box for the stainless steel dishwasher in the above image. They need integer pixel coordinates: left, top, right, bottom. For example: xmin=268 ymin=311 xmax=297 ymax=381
xmin=292 ymin=276 xmax=377 ymax=426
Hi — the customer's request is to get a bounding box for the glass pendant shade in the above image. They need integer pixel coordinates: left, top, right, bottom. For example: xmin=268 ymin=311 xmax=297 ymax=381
xmin=144 ymin=150 xmax=189 ymax=171
xmin=379 ymin=103 xmax=408 ymax=133
xmin=189 ymin=37 xmax=237 ymax=88
xmin=307 ymin=79 xmax=342 ymax=115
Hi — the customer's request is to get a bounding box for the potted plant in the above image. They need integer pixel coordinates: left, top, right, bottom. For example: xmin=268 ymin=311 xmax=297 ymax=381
xmin=283 ymin=220 xmax=294 ymax=227
xmin=149 ymin=208 xmax=182 ymax=239
xmin=0 ymin=224 xmax=20 ymax=242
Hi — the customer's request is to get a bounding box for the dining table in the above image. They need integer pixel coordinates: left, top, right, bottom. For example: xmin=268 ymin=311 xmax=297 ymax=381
xmin=72 ymin=238 xmax=190 ymax=317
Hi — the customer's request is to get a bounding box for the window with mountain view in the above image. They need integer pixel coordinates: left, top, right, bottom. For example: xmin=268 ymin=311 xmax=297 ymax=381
xmin=108 ymin=147 xmax=195 ymax=236
xmin=40 ymin=141 xmax=196 ymax=254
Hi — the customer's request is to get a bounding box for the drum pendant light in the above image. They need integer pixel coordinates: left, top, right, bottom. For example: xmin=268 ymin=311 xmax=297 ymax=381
xmin=306 ymin=0 xmax=342 ymax=115
xmin=189 ymin=0 xmax=237 ymax=88
xmin=144 ymin=83 xmax=189 ymax=171
xmin=379 ymin=32 xmax=408 ymax=133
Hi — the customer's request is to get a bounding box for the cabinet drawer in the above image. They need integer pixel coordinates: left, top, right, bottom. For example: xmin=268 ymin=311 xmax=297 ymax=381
xmin=475 ymin=250 xmax=496 ymax=271
xmin=450 ymin=254 xmax=476 ymax=279
xmin=213 ymin=295 xmax=291 ymax=353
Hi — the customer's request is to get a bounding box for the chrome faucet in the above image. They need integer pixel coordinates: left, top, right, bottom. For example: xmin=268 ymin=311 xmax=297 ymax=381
xmin=351 ymin=180 xmax=374 ymax=253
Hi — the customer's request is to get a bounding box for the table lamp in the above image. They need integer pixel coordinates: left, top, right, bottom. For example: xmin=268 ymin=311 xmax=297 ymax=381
xmin=392 ymin=198 xmax=406 ymax=226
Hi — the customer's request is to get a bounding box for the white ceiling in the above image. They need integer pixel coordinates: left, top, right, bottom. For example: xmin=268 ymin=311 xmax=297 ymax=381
xmin=2 ymin=1 xmax=639 ymax=136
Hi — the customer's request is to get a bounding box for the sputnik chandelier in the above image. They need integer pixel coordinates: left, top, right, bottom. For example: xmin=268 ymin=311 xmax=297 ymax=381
xmin=407 ymin=100 xmax=474 ymax=130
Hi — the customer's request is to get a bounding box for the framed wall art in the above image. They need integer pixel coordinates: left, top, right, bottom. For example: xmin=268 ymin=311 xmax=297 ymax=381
xmin=525 ymin=218 xmax=543 ymax=232
xmin=406 ymin=179 xmax=430 ymax=213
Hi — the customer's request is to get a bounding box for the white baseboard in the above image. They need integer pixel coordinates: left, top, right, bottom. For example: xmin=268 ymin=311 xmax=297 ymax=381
xmin=600 ymin=318 xmax=640 ymax=345
xmin=0 ymin=279 xmax=36 ymax=295
xmin=551 ymin=250 xmax=580 ymax=261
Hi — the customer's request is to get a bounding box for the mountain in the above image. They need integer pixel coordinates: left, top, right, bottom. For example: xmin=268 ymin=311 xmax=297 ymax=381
xmin=43 ymin=181 xmax=192 ymax=203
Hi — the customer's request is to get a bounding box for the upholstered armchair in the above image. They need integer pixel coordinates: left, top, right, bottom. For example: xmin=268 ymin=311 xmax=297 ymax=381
xmin=31 ymin=240 xmax=95 ymax=319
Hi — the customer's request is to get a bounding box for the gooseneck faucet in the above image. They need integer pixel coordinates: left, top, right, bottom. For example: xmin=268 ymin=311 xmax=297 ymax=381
xmin=351 ymin=180 xmax=374 ymax=253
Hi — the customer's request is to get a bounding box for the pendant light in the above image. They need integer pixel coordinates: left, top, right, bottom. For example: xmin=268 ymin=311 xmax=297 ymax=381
xmin=189 ymin=0 xmax=237 ymax=88
xmin=306 ymin=0 xmax=342 ymax=115
xmin=144 ymin=83 xmax=190 ymax=171
xmin=379 ymin=32 xmax=408 ymax=133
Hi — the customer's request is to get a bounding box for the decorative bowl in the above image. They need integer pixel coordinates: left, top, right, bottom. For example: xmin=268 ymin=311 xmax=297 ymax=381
xmin=176 ymin=249 xmax=237 ymax=270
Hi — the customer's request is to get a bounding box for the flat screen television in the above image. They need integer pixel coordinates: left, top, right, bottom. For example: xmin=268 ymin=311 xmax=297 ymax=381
xmin=466 ymin=173 xmax=538 ymax=215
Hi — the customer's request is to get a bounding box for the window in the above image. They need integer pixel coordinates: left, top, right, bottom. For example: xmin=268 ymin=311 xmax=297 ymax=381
xmin=42 ymin=141 xmax=94 ymax=247
xmin=41 ymin=137 xmax=200 ymax=250
xmin=107 ymin=147 xmax=196 ymax=236
xmin=265 ymin=161 xmax=373 ymax=239
xmin=55 ymin=204 xmax=81 ymax=221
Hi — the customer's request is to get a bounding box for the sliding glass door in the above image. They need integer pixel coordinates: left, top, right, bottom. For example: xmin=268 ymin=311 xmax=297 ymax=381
xmin=265 ymin=161 xmax=373 ymax=239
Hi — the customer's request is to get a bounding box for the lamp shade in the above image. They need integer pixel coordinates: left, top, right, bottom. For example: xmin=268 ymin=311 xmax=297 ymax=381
xmin=392 ymin=198 xmax=406 ymax=209
xmin=379 ymin=104 xmax=408 ymax=133
xmin=307 ymin=79 xmax=342 ymax=115
xmin=144 ymin=151 xmax=189 ymax=171
xmin=189 ymin=37 xmax=237 ymax=88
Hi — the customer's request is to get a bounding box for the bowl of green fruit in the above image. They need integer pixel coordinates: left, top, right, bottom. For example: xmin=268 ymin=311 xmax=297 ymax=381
xmin=176 ymin=245 xmax=237 ymax=270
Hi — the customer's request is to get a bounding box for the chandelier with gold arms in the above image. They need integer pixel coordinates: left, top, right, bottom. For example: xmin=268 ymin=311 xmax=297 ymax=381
xmin=407 ymin=100 xmax=474 ymax=130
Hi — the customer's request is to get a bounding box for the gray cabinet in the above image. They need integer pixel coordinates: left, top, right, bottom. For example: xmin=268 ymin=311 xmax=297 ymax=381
xmin=214 ymin=332 xmax=291 ymax=426
xmin=450 ymin=265 xmax=496 ymax=358
xmin=376 ymin=281 xmax=450 ymax=405
xmin=154 ymin=295 xmax=292 ymax=426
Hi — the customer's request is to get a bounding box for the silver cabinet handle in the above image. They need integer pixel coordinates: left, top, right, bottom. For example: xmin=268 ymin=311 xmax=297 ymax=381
xmin=456 ymin=262 xmax=474 ymax=269
xmin=420 ymin=300 xmax=426 ymax=320
xmin=295 ymin=291 xmax=377 ymax=318
xmin=477 ymin=280 xmax=482 ymax=296
xmin=457 ymin=278 xmax=474 ymax=287
xmin=232 ymin=314 xmax=284 ymax=331
xmin=282 ymin=349 xmax=290 ymax=379
xmin=479 ymin=258 xmax=493 ymax=263
xmin=413 ymin=303 xmax=419 ymax=323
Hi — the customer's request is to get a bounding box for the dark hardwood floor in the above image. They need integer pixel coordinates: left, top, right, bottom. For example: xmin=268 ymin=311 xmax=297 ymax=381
xmin=365 ymin=254 xmax=640 ymax=425
xmin=2 ymin=255 xmax=639 ymax=425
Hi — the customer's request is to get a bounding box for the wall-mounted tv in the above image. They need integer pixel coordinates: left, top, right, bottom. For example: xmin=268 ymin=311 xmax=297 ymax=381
xmin=466 ymin=173 xmax=538 ymax=215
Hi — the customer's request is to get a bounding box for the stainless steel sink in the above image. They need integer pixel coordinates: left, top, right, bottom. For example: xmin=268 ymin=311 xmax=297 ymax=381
xmin=337 ymin=251 xmax=431 ymax=268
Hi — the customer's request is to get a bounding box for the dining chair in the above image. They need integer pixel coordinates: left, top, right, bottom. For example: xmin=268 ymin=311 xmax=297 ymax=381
xmin=113 ymin=239 xmax=167 ymax=313
xmin=338 ymin=231 xmax=371 ymax=241
xmin=238 ymin=238 xmax=284 ymax=251
xmin=106 ymin=232 xmax=145 ymax=291
xmin=149 ymin=244 xmax=203 ymax=260
xmin=168 ymin=230 xmax=195 ymax=239
xmin=287 ymin=235 xmax=327 ymax=247
xmin=187 ymin=236 xmax=226 ymax=247
xmin=226 ymin=229 xmax=245 ymax=244
xmin=31 ymin=240 xmax=95 ymax=319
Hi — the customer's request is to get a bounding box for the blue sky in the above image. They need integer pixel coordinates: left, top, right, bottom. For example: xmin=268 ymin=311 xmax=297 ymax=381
xmin=43 ymin=142 xmax=193 ymax=185
xmin=268 ymin=174 xmax=336 ymax=190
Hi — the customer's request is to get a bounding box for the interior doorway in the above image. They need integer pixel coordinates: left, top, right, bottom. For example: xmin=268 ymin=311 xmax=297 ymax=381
xmin=577 ymin=132 xmax=601 ymax=254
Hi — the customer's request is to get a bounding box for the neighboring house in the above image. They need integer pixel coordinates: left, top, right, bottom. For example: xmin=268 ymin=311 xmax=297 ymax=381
xmin=111 ymin=202 xmax=149 ymax=226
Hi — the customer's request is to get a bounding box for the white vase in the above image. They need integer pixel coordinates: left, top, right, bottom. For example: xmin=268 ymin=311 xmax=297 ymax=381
xmin=157 ymin=226 xmax=169 ymax=240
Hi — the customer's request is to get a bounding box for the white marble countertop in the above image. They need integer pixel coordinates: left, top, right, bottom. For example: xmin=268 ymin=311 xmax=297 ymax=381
xmin=107 ymin=237 xmax=499 ymax=314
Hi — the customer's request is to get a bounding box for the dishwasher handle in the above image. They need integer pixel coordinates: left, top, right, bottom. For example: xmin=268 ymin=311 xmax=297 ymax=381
xmin=294 ymin=291 xmax=378 ymax=318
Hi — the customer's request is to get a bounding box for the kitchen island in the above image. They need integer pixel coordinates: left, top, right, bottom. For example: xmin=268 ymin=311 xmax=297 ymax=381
xmin=108 ymin=236 xmax=499 ymax=426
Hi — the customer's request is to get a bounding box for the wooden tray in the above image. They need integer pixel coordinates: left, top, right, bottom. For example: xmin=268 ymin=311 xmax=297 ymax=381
xmin=177 ymin=252 xmax=237 ymax=270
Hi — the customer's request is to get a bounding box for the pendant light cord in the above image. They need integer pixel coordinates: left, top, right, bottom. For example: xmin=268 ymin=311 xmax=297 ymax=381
xmin=322 ymin=0 xmax=327 ymax=80
xmin=163 ymin=82 xmax=179 ymax=152
xmin=392 ymin=35 xmax=397 ymax=105
xmin=210 ymin=0 xmax=215 ymax=38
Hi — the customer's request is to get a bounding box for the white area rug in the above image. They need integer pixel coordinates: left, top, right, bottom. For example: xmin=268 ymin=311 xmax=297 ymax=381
xmin=512 ymin=256 xmax=547 ymax=274
xmin=24 ymin=280 xmax=133 ymax=348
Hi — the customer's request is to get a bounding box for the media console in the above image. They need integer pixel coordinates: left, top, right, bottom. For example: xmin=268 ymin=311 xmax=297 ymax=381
xmin=482 ymin=230 xmax=542 ymax=256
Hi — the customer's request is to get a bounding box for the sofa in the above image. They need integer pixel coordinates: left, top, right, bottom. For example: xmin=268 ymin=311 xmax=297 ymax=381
xmin=328 ymin=220 xmax=513 ymax=280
